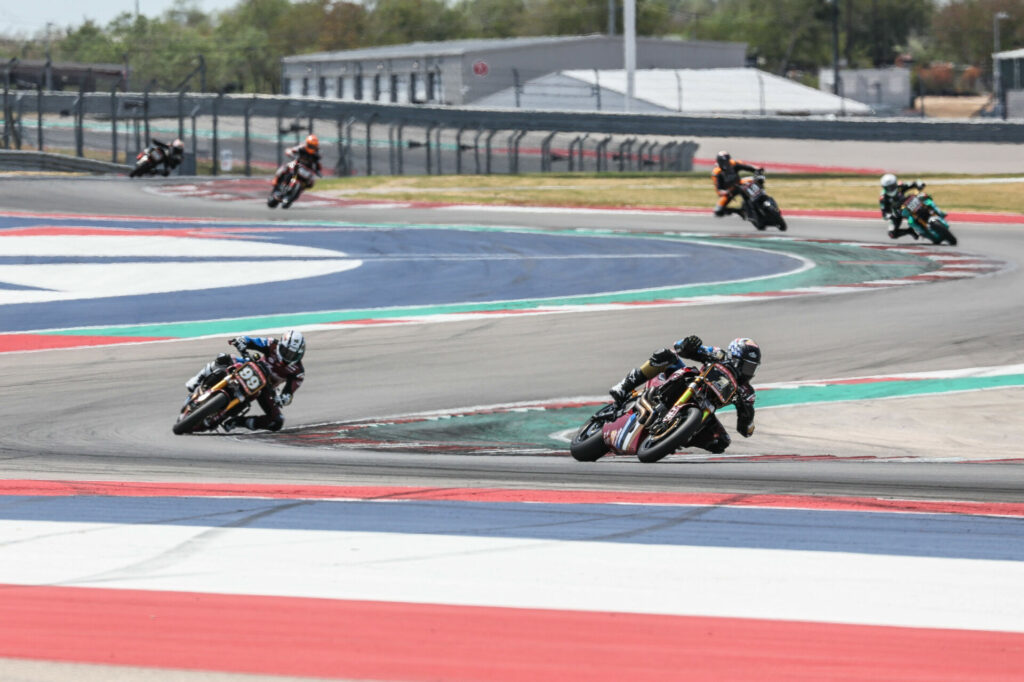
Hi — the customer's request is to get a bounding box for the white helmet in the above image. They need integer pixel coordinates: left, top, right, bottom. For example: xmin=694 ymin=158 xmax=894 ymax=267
xmin=277 ymin=329 xmax=305 ymax=364
xmin=880 ymin=173 xmax=898 ymax=196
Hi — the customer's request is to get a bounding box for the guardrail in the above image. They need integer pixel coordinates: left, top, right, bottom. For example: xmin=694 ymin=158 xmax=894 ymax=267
xmin=3 ymin=90 xmax=1022 ymax=179
xmin=0 ymin=150 xmax=130 ymax=174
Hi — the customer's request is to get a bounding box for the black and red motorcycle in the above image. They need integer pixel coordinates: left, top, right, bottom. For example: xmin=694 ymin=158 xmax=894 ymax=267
xmin=267 ymin=160 xmax=319 ymax=209
xmin=570 ymin=360 xmax=741 ymax=463
xmin=173 ymin=351 xmax=270 ymax=435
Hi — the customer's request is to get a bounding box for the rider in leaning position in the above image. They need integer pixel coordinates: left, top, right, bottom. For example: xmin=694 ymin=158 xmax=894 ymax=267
xmin=185 ymin=331 xmax=306 ymax=432
xmin=879 ymin=173 xmax=927 ymax=240
xmin=272 ymin=134 xmax=323 ymax=191
xmin=712 ymin=151 xmax=762 ymax=217
xmin=608 ymin=335 xmax=761 ymax=453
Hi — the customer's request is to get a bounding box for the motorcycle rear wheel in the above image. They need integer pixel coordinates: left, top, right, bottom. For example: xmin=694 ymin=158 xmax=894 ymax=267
xmin=636 ymin=407 xmax=703 ymax=463
xmin=569 ymin=406 xmax=614 ymax=462
xmin=173 ymin=393 xmax=229 ymax=435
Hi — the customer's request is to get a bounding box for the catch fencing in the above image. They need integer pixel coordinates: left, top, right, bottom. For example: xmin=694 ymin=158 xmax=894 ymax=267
xmin=2 ymin=88 xmax=1023 ymax=177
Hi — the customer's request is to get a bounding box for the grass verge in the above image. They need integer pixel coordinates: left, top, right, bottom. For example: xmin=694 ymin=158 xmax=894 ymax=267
xmin=313 ymin=172 xmax=1024 ymax=214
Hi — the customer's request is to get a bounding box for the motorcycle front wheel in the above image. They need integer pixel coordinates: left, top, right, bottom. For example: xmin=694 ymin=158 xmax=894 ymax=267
xmin=928 ymin=217 xmax=957 ymax=246
xmin=173 ymin=392 xmax=229 ymax=435
xmin=636 ymin=407 xmax=703 ymax=463
xmin=569 ymin=405 xmax=615 ymax=462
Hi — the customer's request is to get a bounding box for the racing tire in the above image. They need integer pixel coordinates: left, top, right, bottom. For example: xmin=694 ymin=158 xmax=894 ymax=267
xmin=173 ymin=392 xmax=229 ymax=435
xmin=569 ymin=407 xmax=614 ymax=462
xmin=777 ymin=217 xmax=787 ymax=231
xmin=636 ymin=407 xmax=703 ymax=463
xmin=929 ymin=218 xmax=957 ymax=246
xmin=267 ymin=197 xmax=279 ymax=208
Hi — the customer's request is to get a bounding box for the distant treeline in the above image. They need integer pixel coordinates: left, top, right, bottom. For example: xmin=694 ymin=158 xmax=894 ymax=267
xmin=1 ymin=0 xmax=1019 ymax=93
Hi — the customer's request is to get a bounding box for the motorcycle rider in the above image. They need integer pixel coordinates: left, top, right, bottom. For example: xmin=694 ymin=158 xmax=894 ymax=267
xmin=712 ymin=151 xmax=762 ymax=217
xmin=184 ymin=330 xmax=306 ymax=432
xmin=150 ymin=138 xmax=185 ymax=176
xmin=272 ymin=134 xmax=323 ymax=193
xmin=608 ymin=335 xmax=760 ymax=454
xmin=879 ymin=173 xmax=927 ymax=240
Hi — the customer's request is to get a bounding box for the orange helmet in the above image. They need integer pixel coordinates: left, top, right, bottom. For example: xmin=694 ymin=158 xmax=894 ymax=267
xmin=304 ymin=134 xmax=319 ymax=154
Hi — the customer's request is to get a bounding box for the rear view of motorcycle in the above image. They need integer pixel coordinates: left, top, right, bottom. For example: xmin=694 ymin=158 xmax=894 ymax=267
xmin=173 ymin=352 xmax=270 ymax=434
xmin=737 ymin=172 xmax=787 ymax=231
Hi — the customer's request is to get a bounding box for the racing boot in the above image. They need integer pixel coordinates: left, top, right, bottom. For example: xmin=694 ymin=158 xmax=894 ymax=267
xmin=222 ymin=416 xmax=256 ymax=433
xmin=609 ymin=368 xmax=646 ymax=405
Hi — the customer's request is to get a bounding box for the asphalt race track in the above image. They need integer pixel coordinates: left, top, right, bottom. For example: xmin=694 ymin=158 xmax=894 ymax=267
xmin=2 ymin=176 xmax=1024 ymax=681
xmin=1 ymin=176 xmax=1022 ymax=497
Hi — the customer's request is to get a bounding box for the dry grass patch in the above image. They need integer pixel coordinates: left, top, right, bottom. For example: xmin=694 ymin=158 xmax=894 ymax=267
xmin=316 ymin=173 xmax=1024 ymax=214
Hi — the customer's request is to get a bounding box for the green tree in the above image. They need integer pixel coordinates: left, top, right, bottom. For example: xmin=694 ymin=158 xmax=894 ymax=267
xmin=364 ymin=0 xmax=467 ymax=45
xmin=932 ymin=0 xmax=1021 ymax=66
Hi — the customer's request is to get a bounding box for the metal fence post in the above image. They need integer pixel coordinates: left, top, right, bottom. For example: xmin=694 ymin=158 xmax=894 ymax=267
xmin=434 ymin=124 xmax=443 ymax=175
xmin=143 ymin=79 xmax=154 ymax=146
xmin=3 ymin=58 xmax=15 ymax=149
xmin=396 ymin=120 xmax=405 ymax=175
xmin=456 ymin=125 xmax=468 ymax=174
xmin=365 ymin=113 xmax=377 ymax=176
xmin=276 ymin=102 xmax=286 ymax=167
xmin=75 ymin=80 xmax=85 ymax=158
xmin=540 ymin=131 xmax=557 ymax=172
xmin=485 ymin=129 xmax=498 ymax=175
xmin=14 ymin=93 xmax=23 ymax=149
xmin=110 ymin=89 xmax=118 ymax=163
xmin=36 ymin=79 xmax=43 ymax=151
xmin=189 ymin=103 xmax=200 ymax=174
xmin=473 ymin=127 xmax=485 ymax=174
xmin=244 ymin=97 xmax=255 ymax=176
xmin=424 ymin=121 xmax=436 ymax=175
xmin=177 ymin=89 xmax=185 ymax=140
xmin=211 ymin=91 xmax=221 ymax=176
xmin=387 ymin=123 xmax=396 ymax=175
xmin=506 ymin=130 xmax=519 ymax=173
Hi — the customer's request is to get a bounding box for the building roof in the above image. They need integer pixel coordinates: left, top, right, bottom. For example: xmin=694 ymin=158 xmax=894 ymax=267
xmin=282 ymin=34 xmax=740 ymax=64
xmin=283 ymin=35 xmax=609 ymax=63
xmin=994 ymin=47 xmax=1024 ymax=59
xmin=473 ymin=68 xmax=871 ymax=116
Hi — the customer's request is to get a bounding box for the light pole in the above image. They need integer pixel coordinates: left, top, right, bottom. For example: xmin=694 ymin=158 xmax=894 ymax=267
xmin=994 ymin=11 xmax=1009 ymax=118
xmin=831 ymin=0 xmax=840 ymax=96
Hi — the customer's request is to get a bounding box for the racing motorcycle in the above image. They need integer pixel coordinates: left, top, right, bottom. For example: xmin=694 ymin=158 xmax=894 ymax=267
xmin=267 ymin=159 xmax=319 ymax=209
xmin=570 ymin=360 xmax=741 ymax=463
xmin=737 ymin=172 xmax=786 ymax=231
xmin=899 ymin=190 xmax=957 ymax=245
xmin=173 ymin=351 xmax=270 ymax=435
xmin=129 ymin=142 xmax=181 ymax=178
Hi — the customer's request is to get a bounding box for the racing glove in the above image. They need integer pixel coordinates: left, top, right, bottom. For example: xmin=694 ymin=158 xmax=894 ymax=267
xmin=674 ymin=335 xmax=703 ymax=358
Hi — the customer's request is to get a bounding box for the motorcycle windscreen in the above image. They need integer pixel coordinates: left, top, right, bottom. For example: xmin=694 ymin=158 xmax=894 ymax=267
xmin=703 ymin=364 xmax=738 ymax=407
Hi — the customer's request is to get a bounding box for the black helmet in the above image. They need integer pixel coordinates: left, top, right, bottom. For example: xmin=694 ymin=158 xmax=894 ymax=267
xmin=727 ymin=338 xmax=761 ymax=380
xmin=277 ymin=329 xmax=306 ymax=365
xmin=716 ymin=151 xmax=731 ymax=169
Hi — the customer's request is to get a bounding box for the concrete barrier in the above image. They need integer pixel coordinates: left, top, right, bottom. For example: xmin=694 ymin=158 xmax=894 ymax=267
xmin=0 ymin=150 xmax=130 ymax=174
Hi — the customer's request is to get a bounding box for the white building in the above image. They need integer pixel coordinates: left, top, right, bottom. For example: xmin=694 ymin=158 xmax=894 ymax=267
xmin=475 ymin=68 xmax=871 ymax=116
xmin=280 ymin=35 xmax=747 ymax=106
xmin=819 ymin=67 xmax=911 ymax=113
